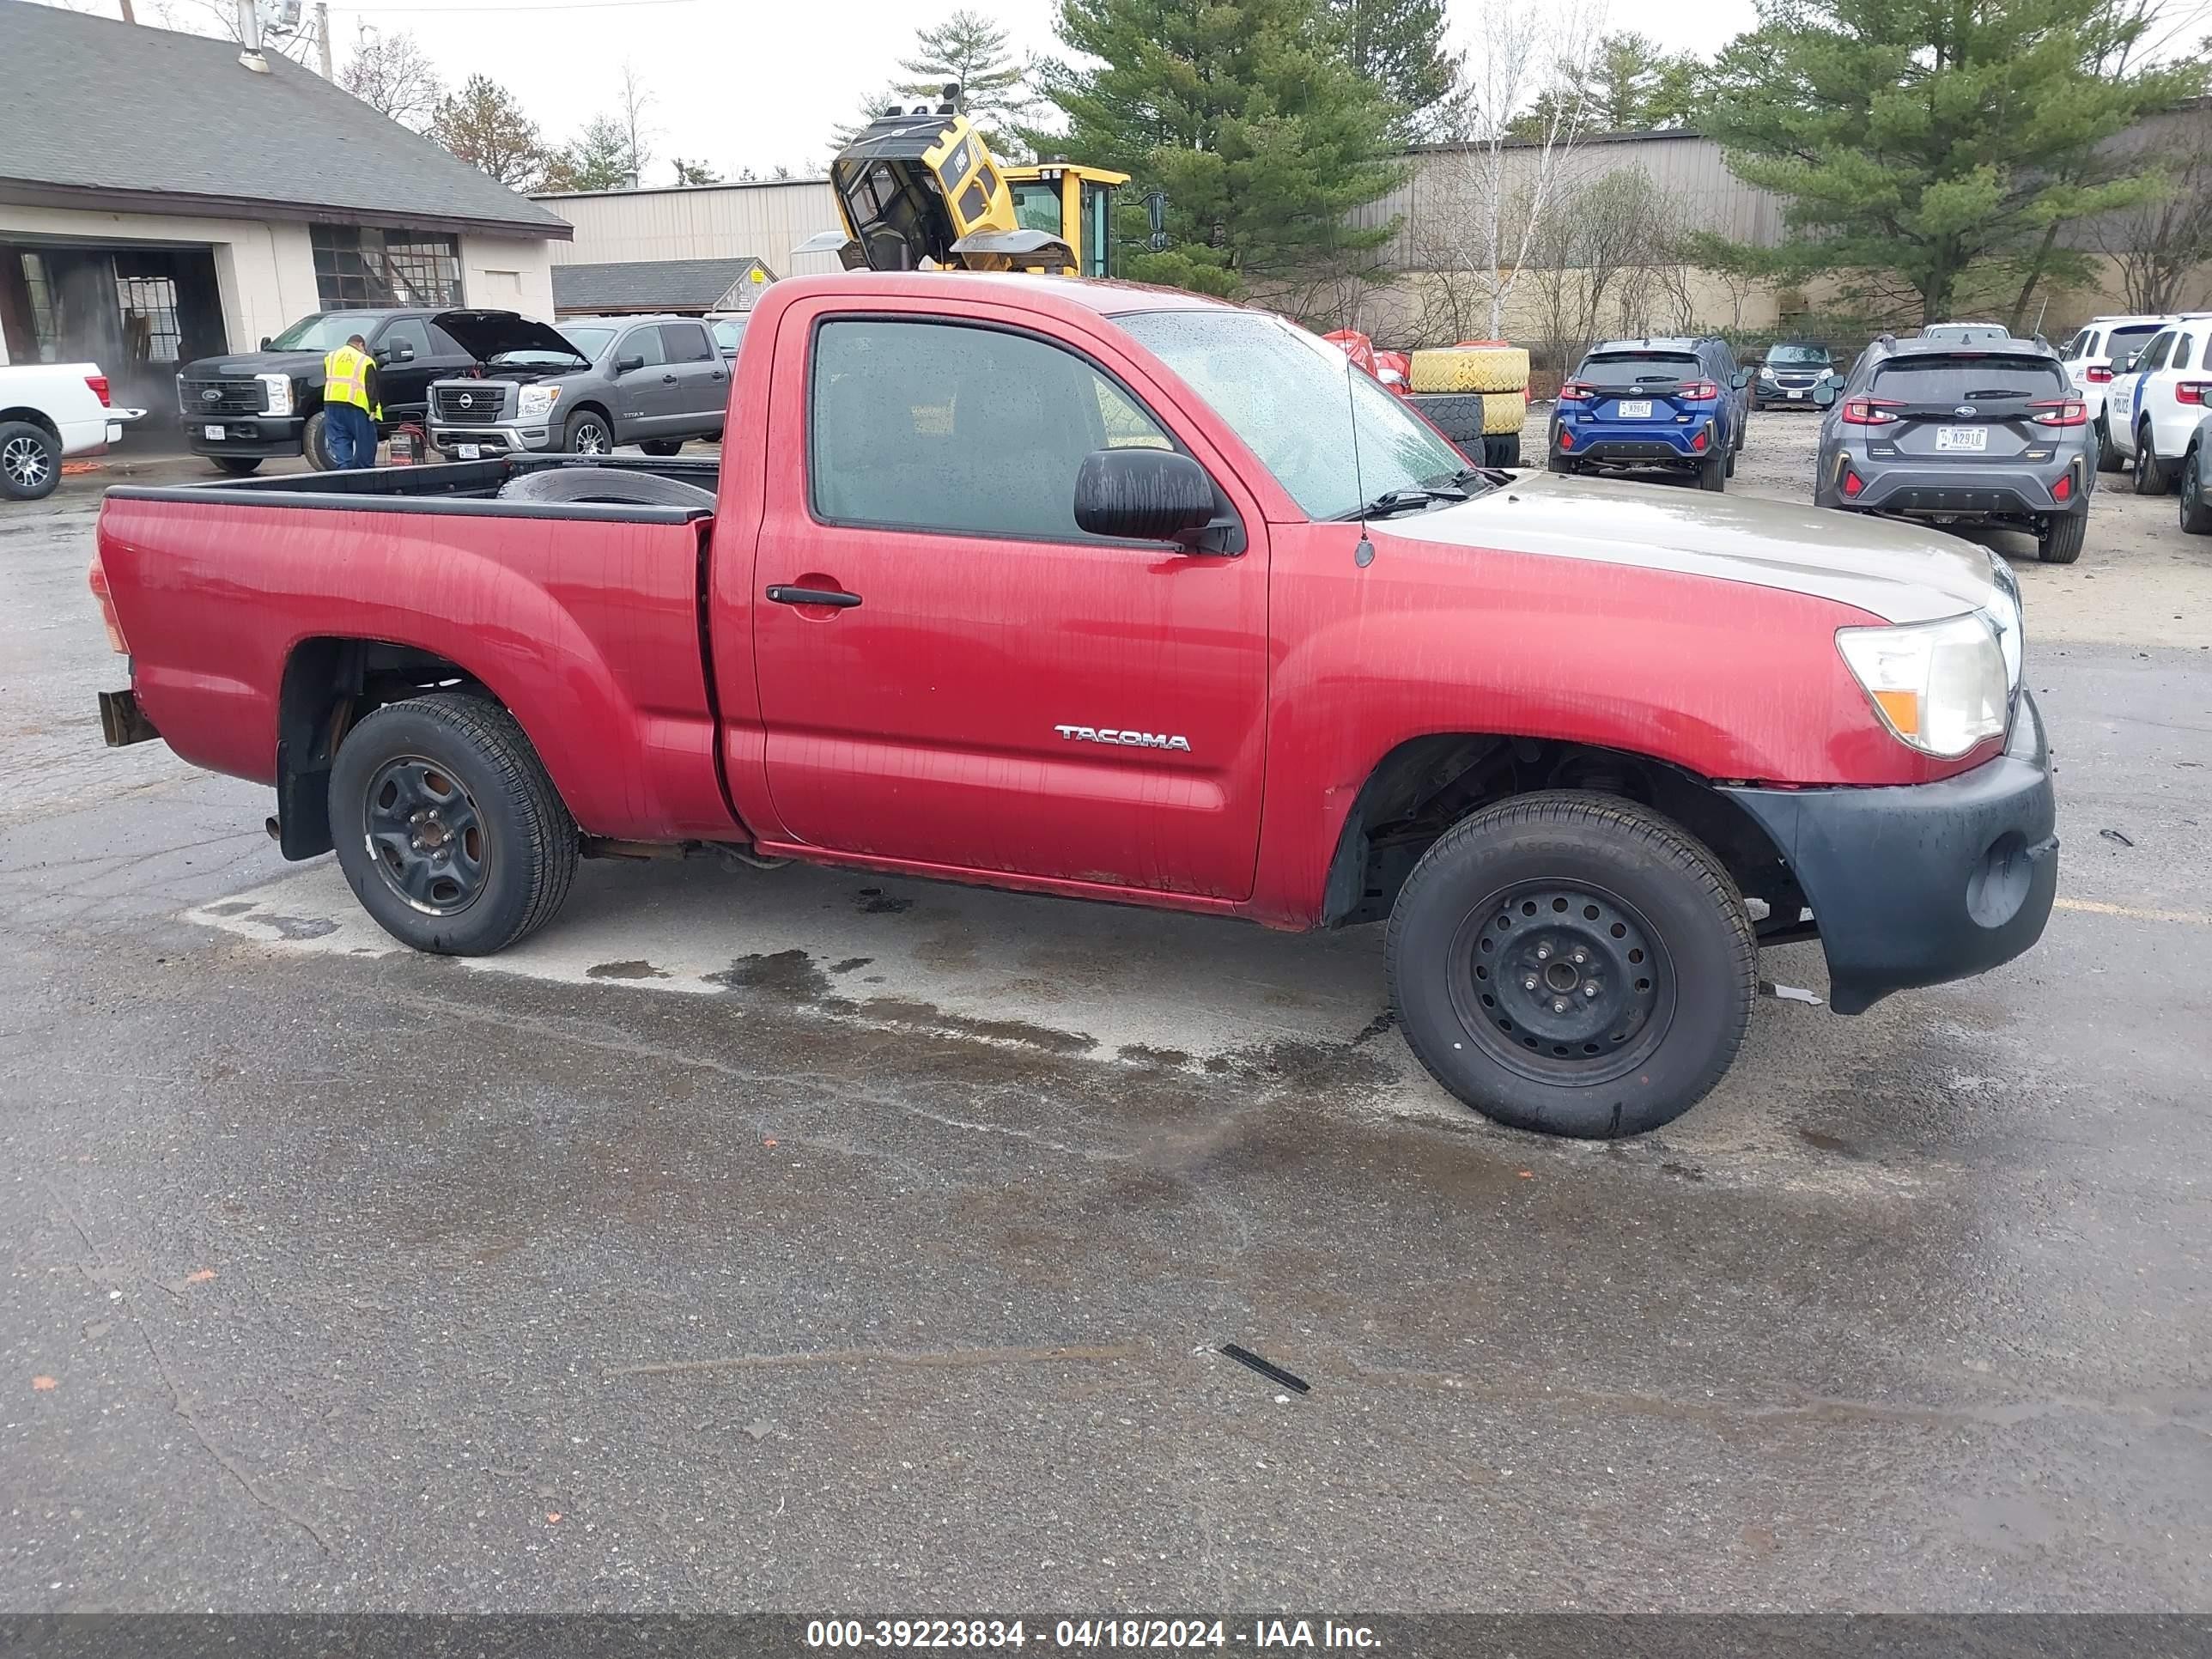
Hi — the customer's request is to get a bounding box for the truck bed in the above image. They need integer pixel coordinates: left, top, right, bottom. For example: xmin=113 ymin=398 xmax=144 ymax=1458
xmin=105 ymin=453 xmax=721 ymax=520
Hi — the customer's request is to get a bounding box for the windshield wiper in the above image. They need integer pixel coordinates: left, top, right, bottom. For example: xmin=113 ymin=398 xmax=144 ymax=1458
xmin=1340 ymin=487 xmax=1454 ymax=521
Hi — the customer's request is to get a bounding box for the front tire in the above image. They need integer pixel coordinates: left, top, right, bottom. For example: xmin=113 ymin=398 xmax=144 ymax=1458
xmin=1387 ymin=793 xmax=1756 ymax=1138
xmin=210 ymin=456 xmax=263 ymax=477
xmin=2135 ymin=425 xmax=2171 ymax=495
xmin=302 ymin=409 xmax=335 ymax=471
xmin=565 ymin=411 xmax=614 ymax=456
xmin=2039 ymin=512 xmax=2087 ymax=563
xmin=329 ymin=693 xmax=578 ymax=955
xmin=2181 ymin=448 xmax=2212 ymax=535
xmin=2095 ymin=416 xmax=2124 ymax=473
xmin=0 ymin=420 xmax=60 ymax=501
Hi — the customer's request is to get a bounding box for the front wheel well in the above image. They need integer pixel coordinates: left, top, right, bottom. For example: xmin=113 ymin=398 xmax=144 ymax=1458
xmin=1321 ymin=733 xmax=1806 ymax=938
xmin=273 ymin=638 xmax=493 ymax=858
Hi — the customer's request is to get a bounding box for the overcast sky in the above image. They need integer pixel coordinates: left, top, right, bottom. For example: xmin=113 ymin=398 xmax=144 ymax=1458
xmin=37 ymin=0 xmax=1764 ymax=185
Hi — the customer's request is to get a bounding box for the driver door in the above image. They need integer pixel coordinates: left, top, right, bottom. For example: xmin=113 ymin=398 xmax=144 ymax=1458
xmin=742 ymin=299 xmax=1271 ymax=899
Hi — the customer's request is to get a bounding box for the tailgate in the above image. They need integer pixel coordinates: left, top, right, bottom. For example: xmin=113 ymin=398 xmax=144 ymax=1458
xmin=1865 ymin=356 xmax=2075 ymax=462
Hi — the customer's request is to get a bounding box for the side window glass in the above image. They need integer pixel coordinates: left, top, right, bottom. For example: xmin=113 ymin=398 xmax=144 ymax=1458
xmin=621 ymin=327 xmax=667 ymax=368
xmin=2143 ymin=332 xmax=2173 ymax=372
xmin=377 ymin=319 xmax=431 ymax=357
xmin=810 ymin=318 xmax=1176 ymax=539
xmin=659 ymin=323 xmax=715 ymax=363
xmin=2177 ymin=335 xmax=2197 ymax=372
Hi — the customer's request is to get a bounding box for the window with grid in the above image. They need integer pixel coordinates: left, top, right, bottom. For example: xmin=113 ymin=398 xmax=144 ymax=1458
xmin=311 ymin=225 xmax=461 ymax=310
xmin=115 ymin=274 xmax=182 ymax=362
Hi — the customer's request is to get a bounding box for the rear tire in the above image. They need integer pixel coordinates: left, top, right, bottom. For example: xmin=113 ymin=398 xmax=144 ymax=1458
xmin=1547 ymin=451 xmax=1576 ymax=476
xmin=639 ymin=439 xmax=684 ymax=457
xmin=2095 ymin=416 xmax=2124 ymax=473
xmin=0 ymin=420 xmax=60 ymax=501
xmin=1697 ymin=450 xmax=1726 ymax=491
xmin=329 ymin=692 xmax=579 ymax=956
xmin=2039 ymin=513 xmax=2087 ymax=563
xmin=2181 ymin=448 xmax=2212 ymax=535
xmin=1386 ymin=792 xmax=1756 ymax=1139
xmin=2135 ymin=425 xmax=2171 ymax=495
xmin=210 ymin=456 xmax=263 ymax=477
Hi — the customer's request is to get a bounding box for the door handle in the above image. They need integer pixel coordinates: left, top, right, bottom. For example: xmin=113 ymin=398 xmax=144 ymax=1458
xmin=661 ymin=374 xmax=678 ymax=384
xmin=766 ymin=584 xmax=861 ymax=609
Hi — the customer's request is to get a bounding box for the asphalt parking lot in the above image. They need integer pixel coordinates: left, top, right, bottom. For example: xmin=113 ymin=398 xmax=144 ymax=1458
xmin=2 ymin=422 xmax=2207 ymax=1612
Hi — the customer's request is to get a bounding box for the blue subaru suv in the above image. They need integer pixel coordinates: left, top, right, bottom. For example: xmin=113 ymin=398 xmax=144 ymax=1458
xmin=1547 ymin=337 xmax=1754 ymax=490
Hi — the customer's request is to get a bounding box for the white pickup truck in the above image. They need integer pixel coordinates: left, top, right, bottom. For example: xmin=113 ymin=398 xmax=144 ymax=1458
xmin=0 ymin=362 xmax=143 ymax=501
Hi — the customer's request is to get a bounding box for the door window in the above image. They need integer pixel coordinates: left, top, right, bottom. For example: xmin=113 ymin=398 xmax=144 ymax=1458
xmin=618 ymin=326 xmax=668 ymax=368
xmin=2176 ymin=334 xmax=2197 ymax=372
xmin=809 ymin=318 xmax=1175 ymax=540
xmin=376 ymin=318 xmax=433 ymax=358
xmin=659 ymin=322 xmax=716 ymax=363
xmin=2140 ymin=331 xmax=2174 ymax=373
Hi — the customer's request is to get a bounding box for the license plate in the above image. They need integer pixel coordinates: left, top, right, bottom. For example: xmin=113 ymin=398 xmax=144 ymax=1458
xmin=203 ymin=423 xmax=223 ymax=441
xmin=1936 ymin=426 xmax=1988 ymax=452
xmin=1784 ymin=388 xmax=1805 ymax=400
xmin=1618 ymin=399 xmax=1653 ymax=418
xmin=455 ymin=443 xmax=481 ymax=459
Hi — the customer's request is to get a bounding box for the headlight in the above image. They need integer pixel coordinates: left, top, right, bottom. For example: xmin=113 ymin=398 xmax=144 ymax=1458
xmin=1837 ymin=613 xmax=2008 ymax=758
xmin=1759 ymin=364 xmax=1777 ymax=379
xmin=258 ymin=373 xmax=293 ymax=417
xmin=517 ymin=384 xmax=561 ymax=422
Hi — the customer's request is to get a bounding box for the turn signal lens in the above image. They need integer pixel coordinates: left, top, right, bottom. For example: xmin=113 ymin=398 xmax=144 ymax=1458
xmin=88 ymin=552 xmax=130 ymax=655
xmin=1836 ymin=614 xmax=2007 ymax=758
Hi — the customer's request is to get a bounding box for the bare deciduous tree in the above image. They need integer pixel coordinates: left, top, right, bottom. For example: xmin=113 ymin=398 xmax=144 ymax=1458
xmin=1420 ymin=0 xmax=1610 ymax=341
xmin=617 ymin=61 xmax=656 ymax=182
xmin=339 ymin=25 xmax=444 ymax=132
xmin=2096 ymin=140 xmax=2212 ymax=313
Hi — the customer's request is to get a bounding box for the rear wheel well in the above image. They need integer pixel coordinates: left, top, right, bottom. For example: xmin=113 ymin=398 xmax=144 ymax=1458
xmin=1322 ymin=733 xmax=1806 ymax=939
xmin=0 ymin=407 xmax=62 ymax=441
xmin=274 ymin=638 xmax=492 ymax=858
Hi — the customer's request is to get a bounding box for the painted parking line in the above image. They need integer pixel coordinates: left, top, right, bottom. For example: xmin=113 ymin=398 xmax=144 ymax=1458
xmin=2053 ymin=896 xmax=2211 ymax=927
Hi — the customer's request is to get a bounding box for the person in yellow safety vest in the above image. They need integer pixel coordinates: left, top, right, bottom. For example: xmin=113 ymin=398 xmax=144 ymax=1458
xmin=321 ymin=332 xmax=383 ymax=470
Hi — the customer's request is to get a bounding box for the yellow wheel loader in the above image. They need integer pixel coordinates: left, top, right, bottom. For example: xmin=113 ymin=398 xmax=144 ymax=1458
xmin=799 ymin=90 xmax=1129 ymax=278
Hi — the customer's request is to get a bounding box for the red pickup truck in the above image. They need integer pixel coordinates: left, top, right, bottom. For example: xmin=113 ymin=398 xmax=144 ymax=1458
xmin=91 ymin=271 xmax=2057 ymax=1139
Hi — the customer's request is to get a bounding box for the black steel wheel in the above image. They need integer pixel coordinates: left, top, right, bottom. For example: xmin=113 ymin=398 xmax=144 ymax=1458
xmin=362 ymin=756 xmax=490 ymax=915
xmin=566 ymin=411 xmax=614 ymax=456
xmin=0 ymin=420 xmax=59 ymax=501
xmin=2135 ymin=424 xmax=2171 ymax=495
xmin=2181 ymin=449 xmax=2212 ymax=536
xmin=1388 ymin=792 xmax=1755 ymax=1138
xmin=1449 ymin=882 xmax=1674 ymax=1086
xmin=330 ymin=693 xmax=578 ymax=954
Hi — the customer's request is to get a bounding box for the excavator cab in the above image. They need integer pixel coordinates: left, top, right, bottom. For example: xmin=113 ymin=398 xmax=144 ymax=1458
xmin=801 ymin=92 xmax=1127 ymax=277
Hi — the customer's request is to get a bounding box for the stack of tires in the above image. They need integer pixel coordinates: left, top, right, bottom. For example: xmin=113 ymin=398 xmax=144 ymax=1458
xmin=1404 ymin=342 xmax=1531 ymax=468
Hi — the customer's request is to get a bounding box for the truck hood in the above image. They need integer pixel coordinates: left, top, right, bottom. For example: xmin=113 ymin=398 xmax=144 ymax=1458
xmin=181 ymin=349 xmax=325 ymax=380
xmin=433 ymin=309 xmax=583 ymax=364
xmin=1383 ymin=472 xmax=2006 ymax=625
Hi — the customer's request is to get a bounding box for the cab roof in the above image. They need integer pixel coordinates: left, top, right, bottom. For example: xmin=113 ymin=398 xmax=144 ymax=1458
xmin=765 ymin=269 xmax=1240 ymax=320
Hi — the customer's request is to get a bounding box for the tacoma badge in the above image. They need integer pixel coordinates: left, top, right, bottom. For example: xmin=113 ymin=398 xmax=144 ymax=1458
xmin=1054 ymin=724 xmax=1192 ymax=752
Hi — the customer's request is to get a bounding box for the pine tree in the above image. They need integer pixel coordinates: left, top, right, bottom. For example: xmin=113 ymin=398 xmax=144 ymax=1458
xmin=897 ymin=9 xmax=1037 ymax=154
xmin=1702 ymin=0 xmax=2203 ymax=322
xmin=1509 ymin=32 xmax=1703 ymax=139
xmin=543 ymin=116 xmax=635 ymax=193
xmin=430 ymin=75 xmax=548 ymax=191
xmin=1037 ymin=0 xmax=1404 ymax=299
xmin=1331 ymin=0 xmax=1464 ymax=142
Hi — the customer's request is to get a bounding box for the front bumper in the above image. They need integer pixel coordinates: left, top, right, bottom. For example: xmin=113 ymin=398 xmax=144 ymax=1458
xmin=428 ymin=424 xmax=554 ymax=458
xmin=1722 ymin=691 xmax=2057 ymax=1015
xmin=1754 ymin=380 xmax=1825 ymax=406
xmin=180 ymin=411 xmax=304 ymax=459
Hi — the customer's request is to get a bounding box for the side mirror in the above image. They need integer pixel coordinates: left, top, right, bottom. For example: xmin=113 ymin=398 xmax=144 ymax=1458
xmin=1732 ymin=367 xmax=1753 ymax=389
xmin=259 ymin=336 xmax=272 ymax=349
xmin=615 ymin=355 xmax=645 ymax=374
xmin=1073 ymin=448 xmax=1216 ymax=544
xmin=1813 ymin=381 xmax=1838 ymax=407
xmin=2118 ymin=353 xmax=2140 ymax=375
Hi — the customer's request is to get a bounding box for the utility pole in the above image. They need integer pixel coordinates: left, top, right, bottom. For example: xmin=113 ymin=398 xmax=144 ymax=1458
xmin=315 ymin=1 xmax=332 ymax=79
xmin=118 ymin=0 xmax=137 ymax=21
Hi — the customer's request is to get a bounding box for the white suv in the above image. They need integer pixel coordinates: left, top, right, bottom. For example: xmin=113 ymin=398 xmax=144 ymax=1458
xmin=0 ymin=359 xmax=143 ymax=501
xmin=2087 ymin=313 xmax=2212 ymax=491
xmin=2057 ymin=314 xmax=2171 ymax=469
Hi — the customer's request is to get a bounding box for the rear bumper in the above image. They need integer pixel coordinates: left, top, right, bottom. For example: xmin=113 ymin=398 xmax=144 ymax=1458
xmin=1722 ymin=691 xmax=2057 ymax=1015
xmin=181 ymin=412 xmax=304 ymax=459
xmin=1825 ymin=461 xmax=2087 ymax=519
xmin=1556 ymin=428 xmax=1711 ymax=467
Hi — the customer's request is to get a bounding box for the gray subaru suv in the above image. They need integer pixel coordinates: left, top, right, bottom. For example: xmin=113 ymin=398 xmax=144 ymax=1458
xmin=428 ymin=313 xmax=729 ymax=460
xmin=1814 ymin=333 xmax=2093 ymax=563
